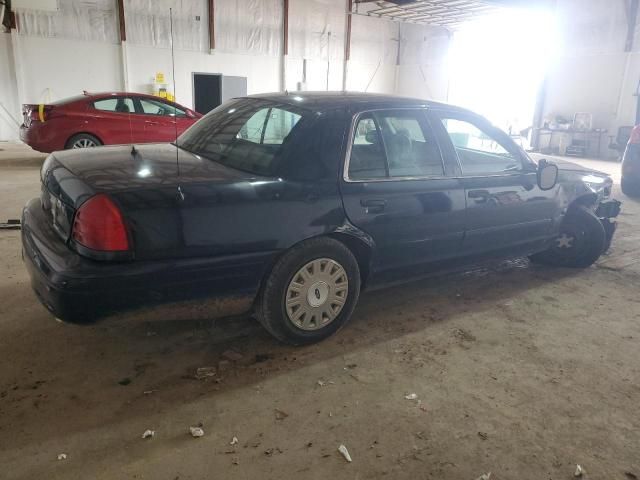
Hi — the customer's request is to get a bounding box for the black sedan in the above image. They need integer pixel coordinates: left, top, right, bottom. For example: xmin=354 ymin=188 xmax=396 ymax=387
xmin=22 ymin=93 xmax=621 ymax=345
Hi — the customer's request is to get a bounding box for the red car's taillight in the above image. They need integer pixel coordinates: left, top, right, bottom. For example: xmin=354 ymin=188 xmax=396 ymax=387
xmin=72 ymin=194 xmax=130 ymax=251
xmin=629 ymin=125 xmax=640 ymax=145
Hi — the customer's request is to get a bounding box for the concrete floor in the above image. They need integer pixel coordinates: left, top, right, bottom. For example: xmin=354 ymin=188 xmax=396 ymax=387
xmin=1 ymin=143 xmax=639 ymax=479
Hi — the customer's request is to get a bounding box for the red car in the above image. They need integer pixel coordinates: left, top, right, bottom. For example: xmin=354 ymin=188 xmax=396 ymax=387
xmin=20 ymin=92 xmax=202 ymax=153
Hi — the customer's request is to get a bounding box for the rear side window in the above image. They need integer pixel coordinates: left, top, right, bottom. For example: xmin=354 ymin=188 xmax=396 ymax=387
xmin=349 ymin=115 xmax=387 ymax=180
xmin=348 ymin=110 xmax=444 ymax=180
xmin=93 ymin=97 xmax=134 ymax=114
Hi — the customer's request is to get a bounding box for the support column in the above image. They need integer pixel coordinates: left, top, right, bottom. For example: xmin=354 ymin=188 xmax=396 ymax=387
xmin=282 ymin=0 xmax=289 ymax=91
xmin=116 ymin=0 xmax=129 ymax=90
xmin=342 ymin=0 xmax=352 ymax=91
xmin=208 ymin=0 xmax=215 ymax=54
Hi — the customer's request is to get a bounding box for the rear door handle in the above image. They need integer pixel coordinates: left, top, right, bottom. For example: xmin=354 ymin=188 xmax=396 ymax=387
xmin=360 ymin=198 xmax=387 ymax=214
xmin=468 ymin=189 xmax=490 ymax=203
xmin=145 ymin=120 xmax=160 ymax=125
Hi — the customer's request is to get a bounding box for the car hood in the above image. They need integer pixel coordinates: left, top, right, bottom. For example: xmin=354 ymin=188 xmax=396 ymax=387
xmin=50 ymin=143 xmax=257 ymax=193
xmin=552 ymin=158 xmax=608 ymax=177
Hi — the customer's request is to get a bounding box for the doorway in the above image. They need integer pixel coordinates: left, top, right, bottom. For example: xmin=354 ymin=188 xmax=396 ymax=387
xmin=447 ymin=8 xmax=558 ymax=148
xmin=193 ymin=73 xmax=222 ymax=115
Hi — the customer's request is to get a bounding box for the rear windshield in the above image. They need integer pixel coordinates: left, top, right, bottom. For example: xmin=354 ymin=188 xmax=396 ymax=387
xmin=177 ymin=98 xmax=306 ymax=176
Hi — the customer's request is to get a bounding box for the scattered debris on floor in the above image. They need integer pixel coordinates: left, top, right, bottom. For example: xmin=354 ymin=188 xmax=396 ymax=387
xmin=477 ymin=431 xmax=488 ymax=440
xmin=232 ymin=456 xmax=240 ymax=465
xmin=338 ymin=444 xmax=352 ymax=463
xmin=118 ymin=378 xmax=131 ymax=386
xmin=474 ymin=473 xmax=491 ymax=480
xmin=57 ymin=453 xmax=67 ymax=461
xmin=625 ymin=472 xmax=638 ymax=480
xmin=143 ymin=390 xmax=156 ymax=395
xmin=141 ymin=429 xmax=155 ymax=439
xmin=575 ymin=464 xmax=585 ymax=477
xmin=230 ymin=436 xmax=238 ymax=445
xmin=317 ymin=379 xmax=334 ymax=387
xmin=194 ymin=367 xmax=217 ymax=380
xmin=404 ymin=393 xmax=418 ymax=400
xmin=222 ymin=349 xmax=243 ymax=361
xmin=190 ymin=426 xmax=204 ymax=438
xmin=263 ymin=447 xmax=283 ymax=457
xmin=274 ymin=409 xmax=289 ymax=421
xmin=0 ymin=219 xmax=21 ymax=230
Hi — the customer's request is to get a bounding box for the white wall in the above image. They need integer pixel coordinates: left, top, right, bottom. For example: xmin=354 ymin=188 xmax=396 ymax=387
xmin=0 ymin=0 xmax=453 ymax=141
xmin=126 ymin=46 xmax=282 ymax=109
xmin=0 ymin=33 xmax=20 ymax=141
xmin=541 ymin=0 xmax=640 ymax=156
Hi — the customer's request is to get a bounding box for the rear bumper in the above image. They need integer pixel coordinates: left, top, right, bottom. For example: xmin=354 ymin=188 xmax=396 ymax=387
xmin=19 ymin=123 xmax=61 ymax=153
xmin=21 ymin=198 xmax=274 ymax=323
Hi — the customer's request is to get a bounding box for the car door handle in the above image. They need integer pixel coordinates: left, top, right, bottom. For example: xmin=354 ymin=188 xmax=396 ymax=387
xmin=360 ymin=199 xmax=387 ymax=214
xmin=468 ymin=190 xmax=490 ymax=203
xmin=145 ymin=120 xmax=160 ymax=125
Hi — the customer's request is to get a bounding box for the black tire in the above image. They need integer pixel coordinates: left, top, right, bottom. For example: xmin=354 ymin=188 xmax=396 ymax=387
xmin=256 ymin=237 xmax=361 ymax=345
xmin=65 ymin=133 xmax=102 ymax=149
xmin=530 ymin=205 xmax=606 ymax=268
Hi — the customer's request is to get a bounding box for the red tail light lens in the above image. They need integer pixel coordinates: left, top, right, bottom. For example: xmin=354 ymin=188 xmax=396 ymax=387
xmin=72 ymin=194 xmax=130 ymax=251
xmin=629 ymin=126 xmax=640 ymax=145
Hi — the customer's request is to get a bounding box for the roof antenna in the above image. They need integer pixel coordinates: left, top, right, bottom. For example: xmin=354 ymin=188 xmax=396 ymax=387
xmin=169 ymin=7 xmax=180 ymax=179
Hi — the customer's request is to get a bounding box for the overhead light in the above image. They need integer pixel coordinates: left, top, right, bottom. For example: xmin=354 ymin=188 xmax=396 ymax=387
xmin=137 ymin=167 xmax=151 ymax=177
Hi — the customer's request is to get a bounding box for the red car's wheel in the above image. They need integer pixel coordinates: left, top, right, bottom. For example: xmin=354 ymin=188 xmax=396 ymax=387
xmin=66 ymin=133 xmax=102 ymax=149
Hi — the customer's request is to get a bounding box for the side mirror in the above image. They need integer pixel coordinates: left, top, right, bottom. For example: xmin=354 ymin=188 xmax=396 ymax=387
xmin=537 ymin=159 xmax=559 ymax=190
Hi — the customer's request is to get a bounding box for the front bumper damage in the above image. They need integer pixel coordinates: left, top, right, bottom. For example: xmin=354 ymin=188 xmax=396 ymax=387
xmin=595 ymin=199 xmax=621 ymax=252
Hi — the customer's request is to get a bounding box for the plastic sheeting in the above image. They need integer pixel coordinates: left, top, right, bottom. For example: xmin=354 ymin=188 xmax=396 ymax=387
xmin=215 ymin=0 xmax=282 ymax=56
xmin=125 ymin=0 xmax=207 ymax=51
xmin=399 ymin=23 xmax=450 ymax=66
xmin=350 ymin=13 xmax=398 ymax=66
xmin=16 ymin=0 xmax=119 ymax=43
xmin=288 ymin=0 xmax=344 ymax=61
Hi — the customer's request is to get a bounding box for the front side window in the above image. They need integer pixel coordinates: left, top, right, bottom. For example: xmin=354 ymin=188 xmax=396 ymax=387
xmin=93 ymin=97 xmax=134 ymax=114
xmin=138 ymin=98 xmax=186 ymax=117
xmin=438 ymin=116 xmax=521 ymax=175
xmin=348 ymin=110 xmax=444 ymax=180
xmin=177 ymin=100 xmax=305 ymax=176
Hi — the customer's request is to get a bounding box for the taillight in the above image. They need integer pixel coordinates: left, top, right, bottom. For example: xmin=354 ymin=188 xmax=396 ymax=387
xmin=72 ymin=194 xmax=130 ymax=251
xmin=629 ymin=125 xmax=640 ymax=145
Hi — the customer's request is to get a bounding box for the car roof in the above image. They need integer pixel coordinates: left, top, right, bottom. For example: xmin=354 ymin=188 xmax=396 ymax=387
xmin=71 ymin=92 xmax=189 ymax=107
xmin=241 ymin=91 xmax=470 ymax=114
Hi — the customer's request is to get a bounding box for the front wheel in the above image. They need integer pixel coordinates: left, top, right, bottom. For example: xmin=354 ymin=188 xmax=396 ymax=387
xmin=530 ymin=205 xmax=606 ymax=268
xmin=256 ymin=237 xmax=361 ymax=345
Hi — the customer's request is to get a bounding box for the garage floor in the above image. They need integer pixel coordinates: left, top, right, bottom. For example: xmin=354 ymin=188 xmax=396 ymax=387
xmin=1 ymin=145 xmax=639 ymax=480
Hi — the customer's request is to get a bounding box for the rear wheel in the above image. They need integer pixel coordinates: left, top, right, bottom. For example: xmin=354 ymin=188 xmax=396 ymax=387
xmin=256 ymin=237 xmax=361 ymax=345
xmin=530 ymin=205 xmax=606 ymax=268
xmin=66 ymin=133 xmax=102 ymax=149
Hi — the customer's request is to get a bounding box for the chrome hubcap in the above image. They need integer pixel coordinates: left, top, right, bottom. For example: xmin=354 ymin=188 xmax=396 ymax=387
xmin=72 ymin=139 xmax=97 ymax=148
xmin=556 ymin=233 xmax=575 ymax=249
xmin=285 ymin=258 xmax=348 ymax=331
